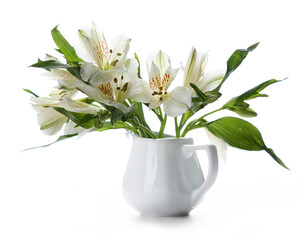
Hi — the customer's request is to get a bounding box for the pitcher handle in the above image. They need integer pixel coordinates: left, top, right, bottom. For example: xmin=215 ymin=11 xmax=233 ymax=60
xmin=182 ymin=144 xmax=218 ymax=204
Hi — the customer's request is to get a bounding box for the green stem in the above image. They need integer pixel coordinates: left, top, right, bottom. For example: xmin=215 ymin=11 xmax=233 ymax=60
xmin=151 ymin=107 xmax=163 ymax=122
xmin=175 ymin=117 xmax=180 ymax=138
xmin=181 ymin=126 xmax=189 ymax=138
xmin=128 ymin=118 xmax=157 ymax=139
xmin=199 ymin=107 xmax=224 ymax=120
xmin=181 ymin=107 xmax=224 ymax=137
xmin=158 ymin=114 xmax=167 ymax=138
xmin=179 ymin=110 xmax=194 ymax=130
xmin=127 ymin=119 xmax=142 ymax=137
xmin=137 ymin=124 xmax=157 ymax=139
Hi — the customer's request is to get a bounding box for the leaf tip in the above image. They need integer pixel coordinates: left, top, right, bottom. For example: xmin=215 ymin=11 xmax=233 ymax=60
xmin=52 ymin=25 xmax=59 ymax=32
xmin=265 ymin=147 xmax=289 ymax=170
xmin=248 ymin=42 xmax=260 ymax=51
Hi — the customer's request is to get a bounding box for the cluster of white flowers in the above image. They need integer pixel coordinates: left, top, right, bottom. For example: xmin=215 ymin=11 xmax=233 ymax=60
xmin=31 ymin=24 xmax=225 ymax=137
xmin=27 ymin=26 xmax=287 ymax=168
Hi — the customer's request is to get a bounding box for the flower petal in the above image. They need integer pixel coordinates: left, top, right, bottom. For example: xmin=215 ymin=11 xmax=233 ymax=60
xmin=108 ymin=35 xmax=131 ymax=69
xmin=122 ymin=59 xmax=138 ymax=83
xmin=64 ymin=121 xmax=93 ymax=137
xmin=128 ymin=79 xmax=152 ymax=103
xmin=78 ymin=23 xmax=109 ymax=69
xmin=76 ymin=80 xmax=129 ymax=113
xmin=196 ymin=70 xmax=225 ymax=92
xmin=156 ymin=50 xmax=170 ymax=76
xmin=148 ymin=61 xmax=162 ymax=92
xmin=163 ymin=86 xmax=191 ymax=117
xmin=80 ymin=63 xmax=113 ymax=85
xmin=183 ymin=47 xmax=208 ymax=88
xmin=148 ymin=96 xmax=162 ymax=109
xmin=61 ymin=98 xmax=100 ymax=114
xmin=43 ymin=69 xmax=77 ymax=89
xmin=76 ymin=79 xmax=113 ymax=101
xmin=31 ymin=97 xmax=59 ymax=107
xmin=162 ymin=67 xmax=179 ymax=92
xmin=205 ymin=128 xmax=227 ymax=161
xmin=38 ymin=107 xmax=67 ymax=135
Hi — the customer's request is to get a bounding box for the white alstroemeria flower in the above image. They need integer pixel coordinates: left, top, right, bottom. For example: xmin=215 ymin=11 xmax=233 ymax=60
xmin=183 ymin=47 xmax=225 ymax=94
xmin=31 ymin=90 xmax=72 ymax=135
xmin=78 ymin=23 xmax=131 ymax=82
xmin=31 ymin=90 xmax=100 ymax=136
xmin=76 ymin=58 xmax=151 ymax=113
xmin=146 ymin=51 xmax=191 ymax=117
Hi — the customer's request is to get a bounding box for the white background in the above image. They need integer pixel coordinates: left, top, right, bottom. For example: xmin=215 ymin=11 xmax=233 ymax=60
xmin=1 ymin=0 xmax=304 ymax=239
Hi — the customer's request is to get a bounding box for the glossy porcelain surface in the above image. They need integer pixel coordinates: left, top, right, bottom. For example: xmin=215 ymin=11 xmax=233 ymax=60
xmin=122 ymin=135 xmax=218 ymax=217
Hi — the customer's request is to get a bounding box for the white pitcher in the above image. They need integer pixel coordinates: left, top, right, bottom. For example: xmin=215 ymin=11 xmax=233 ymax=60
xmin=123 ymin=134 xmax=218 ymax=217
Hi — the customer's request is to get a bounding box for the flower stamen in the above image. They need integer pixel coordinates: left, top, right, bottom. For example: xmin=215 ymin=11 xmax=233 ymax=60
xmin=121 ymin=82 xmax=128 ymax=92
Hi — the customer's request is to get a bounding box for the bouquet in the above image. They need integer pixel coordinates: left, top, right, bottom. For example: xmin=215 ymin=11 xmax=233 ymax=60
xmin=25 ymin=23 xmax=287 ymax=169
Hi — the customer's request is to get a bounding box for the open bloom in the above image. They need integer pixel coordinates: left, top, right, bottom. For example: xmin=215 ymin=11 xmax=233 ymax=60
xmin=78 ymin=23 xmax=131 ymax=77
xmin=146 ymin=51 xmax=191 ymax=117
xmin=31 ymin=89 xmax=100 ymax=135
xmin=76 ymin=59 xmax=151 ymax=112
xmin=183 ymin=47 xmax=225 ymax=94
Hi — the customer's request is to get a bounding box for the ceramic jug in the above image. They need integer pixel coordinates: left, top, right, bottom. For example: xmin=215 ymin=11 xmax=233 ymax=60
xmin=122 ymin=134 xmax=218 ymax=217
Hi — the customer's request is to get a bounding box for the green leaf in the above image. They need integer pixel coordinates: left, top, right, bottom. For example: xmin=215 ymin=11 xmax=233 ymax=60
xmin=215 ymin=42 xmax=260 ymax=91
xmin=134 ymin=102 xmax=150 ymax=129
xmin=223 ymin=79 xmax=282 ymax=117
xmin=202 ymin=91 xmax=222 ymax=104
xmin=134 ymin=53 xmax=142 ymax=79
xmin=95 ymin=121 xmax=135 ymax=132
xmin=52 ymin=107 xmax=95 ymax=129
xmin=22 ymin=88 xmax=39 ymax=97
xmin=30 ymin=60 xmax=72 ymax=69
xmin=206 ymin=117 xmax=288 ymax=169
xmin=55 ymin=48 xmax=64 ymax=54
xmin=51 ymin=25 xmax=83 ymax=65
xmin=190 ymin=83 xmax=207 ymax=102
xmin=52 ymin=107 xmax=83 ymax=123
xmin=74 ymin=114 xmax=97 ymax=128
xmin=234 ymin=79 xmax=280 ymax=100
xmin=104 ymin=105 xmax=124 ymax=126
xmin=265 ymin=148 xmax=289 ymax=170
xmin=66 ymin=67 xmax=82 ymax=80
xmin=22 ymin=134 xmax=78 ymax=151
xmin=100 ymin=104 xmax=134 ymax=126
xmin=121 ymin=105 xmax=135 ymax=121
xmin=230 ymin=106 xmax=257 ymax=118
xmin=179 ymin=109 xmax=195 ymax=129
xmin=190 ymin=83 xmax=222 ymax=112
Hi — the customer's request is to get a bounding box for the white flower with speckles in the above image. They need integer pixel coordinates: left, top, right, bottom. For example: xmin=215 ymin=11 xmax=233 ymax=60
xmin=146 ymin=51 xmax=191 ymax=117
xmin=78 ymin=23 xmax=131 ymax=83
xmin=76 ymin=58 xmax=151 ymax=113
